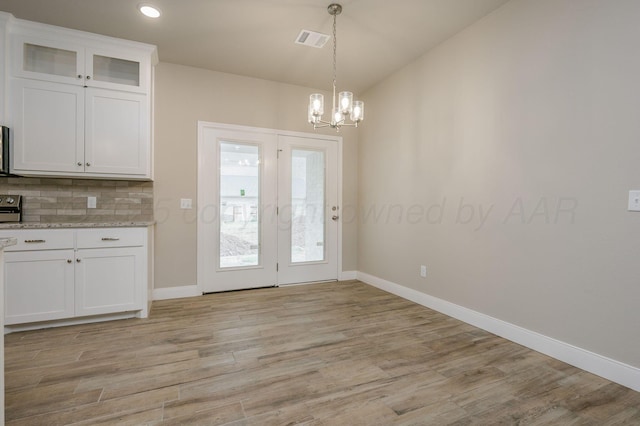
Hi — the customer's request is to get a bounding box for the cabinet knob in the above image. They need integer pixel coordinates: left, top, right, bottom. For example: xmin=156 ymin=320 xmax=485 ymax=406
xmin=86 ymin=75 xmax=91 ymax=80
xmin=86 ymin=162 xmax=91 ymax=167
xmin=76 ymin=258 xmax=81 ymax=263
xmin=77 ymin=162 xmax=83 ymax=166
xmin=77 ymin=74 xmax=83 ymax=79
xmin=67 ymin=259 xmax=72 ymax=264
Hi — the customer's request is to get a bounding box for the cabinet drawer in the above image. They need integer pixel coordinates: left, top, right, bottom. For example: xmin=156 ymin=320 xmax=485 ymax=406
xmin=1 ymin=229 xmax=75 ymax=251
xmin=76 ymin=227 xmax=146 ymax=248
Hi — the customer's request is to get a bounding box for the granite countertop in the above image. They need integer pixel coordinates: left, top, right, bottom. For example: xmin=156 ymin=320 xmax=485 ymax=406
xmin=0 ymin=237 xmax=17 ymax=248
xmin=0 ymin=222 xmax=155 ymax=229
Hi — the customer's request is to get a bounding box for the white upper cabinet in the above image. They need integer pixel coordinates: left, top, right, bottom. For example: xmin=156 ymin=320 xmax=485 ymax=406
xmin=89 ymin=50 xmax=144 ymax=91
xmin=13 ymin=36 xmax=150 ymax=93
xmin=10 ymin=79 xmax=84 ymax=173
xmin=85 ymin=88 xmax=149 ymax=175
xmin=14 ymin=38 xmax=85 ymax=86
xmin=6 ymin=18 xmax=157 ymax=180
xmin=10 ymin=80 xmax=149 ymax=176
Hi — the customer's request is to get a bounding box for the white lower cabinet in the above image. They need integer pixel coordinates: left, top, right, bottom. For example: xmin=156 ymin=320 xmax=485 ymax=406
xmin=5 ymin=249 xmax=75 ymax=324
xmin=2 ymin=227 xmax=148 ymax=326
xmin=75 ymin=247 xmax=144 ymax=316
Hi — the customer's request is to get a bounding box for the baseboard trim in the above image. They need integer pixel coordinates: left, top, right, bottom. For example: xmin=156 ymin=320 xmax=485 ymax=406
xmin=152 ymin=285 xmax=201 ymax=301
xmin=356 ymin=271 xmax=640 ymax=392
xmin=4 ymin=312 xmax=138 ymax=334
xmin=339 ymin=270 xmax=358 ymax=281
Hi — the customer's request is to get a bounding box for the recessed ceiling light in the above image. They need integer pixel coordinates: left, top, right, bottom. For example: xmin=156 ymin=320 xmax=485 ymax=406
xmin=138 ymin=4 xmax=161 ymax=18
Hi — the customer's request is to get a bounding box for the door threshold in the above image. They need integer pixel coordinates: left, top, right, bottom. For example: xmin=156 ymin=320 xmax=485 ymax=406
xmin=277 ymin=279 xmax=338 ymax=287
xmin=202 ymin=285 xmax=277 ymax=295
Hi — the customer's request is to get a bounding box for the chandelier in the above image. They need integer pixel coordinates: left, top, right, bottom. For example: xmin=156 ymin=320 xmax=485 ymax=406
xmin=308 ymin=3 xmax=364 ymax=131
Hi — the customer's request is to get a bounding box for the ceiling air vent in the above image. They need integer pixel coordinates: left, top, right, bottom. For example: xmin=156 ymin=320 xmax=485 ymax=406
xmin=295 ymin=30 xmax=330 ymax=48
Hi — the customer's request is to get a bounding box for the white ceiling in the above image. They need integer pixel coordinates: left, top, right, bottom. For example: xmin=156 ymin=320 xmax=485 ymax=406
xmin=0 ymin=0 xmax=510 ymax=94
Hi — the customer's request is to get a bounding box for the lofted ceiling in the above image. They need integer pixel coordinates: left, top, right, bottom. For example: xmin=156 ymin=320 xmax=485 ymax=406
xmin=0 ymin=0 xmax=510 ymax=94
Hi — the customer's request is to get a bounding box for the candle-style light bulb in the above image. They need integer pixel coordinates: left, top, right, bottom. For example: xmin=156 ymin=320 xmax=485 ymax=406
xmin=338 ymin=91 xmax=353 ymax=114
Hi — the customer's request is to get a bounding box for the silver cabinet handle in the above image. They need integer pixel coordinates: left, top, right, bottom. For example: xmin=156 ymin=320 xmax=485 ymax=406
xmin=24 ymin=239 xmax=46 ymax=243
xmin=101 ymin=237 xmax=120 ymax=241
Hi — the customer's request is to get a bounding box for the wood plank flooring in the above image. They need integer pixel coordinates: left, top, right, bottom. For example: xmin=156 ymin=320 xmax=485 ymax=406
xmin=4 ymin=280 xmax=640 ymax=425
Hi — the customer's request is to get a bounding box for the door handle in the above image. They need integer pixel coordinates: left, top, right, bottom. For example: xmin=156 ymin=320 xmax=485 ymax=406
xmin=332 ymin=215 xmax=339 ymax=221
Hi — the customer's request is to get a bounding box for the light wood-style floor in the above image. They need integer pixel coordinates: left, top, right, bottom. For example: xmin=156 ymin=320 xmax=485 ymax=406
xmin=4 ymin=280 xmax=640 ymax=425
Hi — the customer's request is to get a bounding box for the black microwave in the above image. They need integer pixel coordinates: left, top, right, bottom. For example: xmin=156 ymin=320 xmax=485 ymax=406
xmin=0 ymin=126 xmax=9 ymax=175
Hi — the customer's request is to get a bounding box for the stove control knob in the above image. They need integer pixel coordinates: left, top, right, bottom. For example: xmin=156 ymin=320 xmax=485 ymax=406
xmin=6 ymin=197 xmax=14 ymax=204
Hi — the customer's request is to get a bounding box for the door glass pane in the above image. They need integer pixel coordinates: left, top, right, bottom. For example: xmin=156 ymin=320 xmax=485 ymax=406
xmin=93 ymin=55 xmax=140 ymax=87
xmin=291 ymin=149 xmax=325 ymax=263
xmin=24 ymin=43 xmax=77 ymax=78
xmin=219 ymin=142 xmax=260 ymax=268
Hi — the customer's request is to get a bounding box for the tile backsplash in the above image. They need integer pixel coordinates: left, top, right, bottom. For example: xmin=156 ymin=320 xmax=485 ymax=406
xmin=0 ymin=177 xmax=153 ymax=223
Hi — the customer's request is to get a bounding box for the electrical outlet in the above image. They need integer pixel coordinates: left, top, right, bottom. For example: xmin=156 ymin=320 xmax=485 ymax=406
xmin=629 ymin=191 xmax=640 ymax=212
xmin=180 ymin=198 xmax=193 ymax=209
xmin=420 ymin=265 xmax=427 ymax=278
xmin=87 ymin=196 xmax=97 ymax=209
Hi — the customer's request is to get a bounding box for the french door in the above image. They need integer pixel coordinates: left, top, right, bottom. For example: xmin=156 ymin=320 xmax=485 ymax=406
xmin=277 ymin=135 xmax=339 ymax=285
xmin=197 ymin=123 xmax=340 ymax=292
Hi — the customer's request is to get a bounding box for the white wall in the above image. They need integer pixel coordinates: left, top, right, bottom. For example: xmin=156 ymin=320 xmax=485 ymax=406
xmin=153 ymin=63 xmax=358 ymax=290
xmin=358 ymin=0 xmax=640 ymax=368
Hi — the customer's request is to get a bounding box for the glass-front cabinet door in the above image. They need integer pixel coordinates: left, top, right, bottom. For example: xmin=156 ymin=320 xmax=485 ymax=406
xmin=13 ymin=37 xmax=149 ymax=92
xmin=14 ymin=37 xmax=85 ymax=85
xmin=85 ymin=48 xmax=149 ymax=93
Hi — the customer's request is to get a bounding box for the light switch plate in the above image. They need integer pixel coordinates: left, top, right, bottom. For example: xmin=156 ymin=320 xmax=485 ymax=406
xmin=629 ymin=191 xmax=640 ymax=212
xmin=180 ymin=198 xmax=193 ymax=209
xmin=87 ymin=196 xmax=97 ymax=209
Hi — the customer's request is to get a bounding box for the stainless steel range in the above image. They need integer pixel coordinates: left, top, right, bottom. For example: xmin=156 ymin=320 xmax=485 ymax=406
xmin=0 ymin=195 xmax=22 ymax=222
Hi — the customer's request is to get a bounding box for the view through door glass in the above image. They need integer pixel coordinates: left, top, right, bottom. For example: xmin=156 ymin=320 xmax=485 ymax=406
xmin=219 ymin=142 xmax=260 ymax=268
xmin=291 ymin=149 xmax=325 ymax=263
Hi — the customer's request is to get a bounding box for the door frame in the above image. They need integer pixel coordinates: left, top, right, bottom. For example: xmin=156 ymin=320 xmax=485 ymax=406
xmin=196 ymin=121 xmax=344 ymax=293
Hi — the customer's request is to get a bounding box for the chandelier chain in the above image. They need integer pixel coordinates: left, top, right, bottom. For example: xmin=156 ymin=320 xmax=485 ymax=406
xmin=332 ymin=11 xmax=337 ymax=104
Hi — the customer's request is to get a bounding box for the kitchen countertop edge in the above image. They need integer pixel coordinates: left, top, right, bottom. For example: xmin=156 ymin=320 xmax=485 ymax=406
xmin=0 ymin=222 xmax=155 ymax=229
